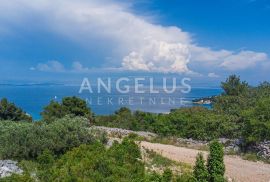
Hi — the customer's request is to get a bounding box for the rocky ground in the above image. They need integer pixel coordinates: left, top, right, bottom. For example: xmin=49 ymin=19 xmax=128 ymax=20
xmin=0 ymin=160 xmax=23 ymax=178
xmin=91 ymin=126 xmax=157 ymax=139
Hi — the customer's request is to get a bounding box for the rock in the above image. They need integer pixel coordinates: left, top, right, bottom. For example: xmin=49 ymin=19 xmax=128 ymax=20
xmin=91 ymin=126 xmax=157 ymax=139
xmin=256 ymin=141 xmax=270 ymax=159
xmin=0 ymin=160 xmax=23 ymax=178
xmin=176 ymin=138 xmax=208 ymax=146
xmin=221 ymin=138 xmax=243 ymax=153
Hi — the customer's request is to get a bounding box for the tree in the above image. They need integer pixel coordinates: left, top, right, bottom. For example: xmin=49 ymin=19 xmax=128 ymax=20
xmin=62 ymin=96 xmax=92 ymax=118
xmin=221 ymin=75 xmax=249 ymax=96
xmin=207 ymin=141 xmax=225 ymax=182
xmin=214 ymin=75 xmax=249 ymax=115
xmin=41 ymin=100 xmax=64 ymax=121
xmin=0 ymin=98 xmax=32 ymax=122
xmin=194 ymin=153 xmax=208 ymax=182
xmin=114 ymin=107 xmax=132 ymax=115
xmin=41 ymin=96 xmax=92 ymax=122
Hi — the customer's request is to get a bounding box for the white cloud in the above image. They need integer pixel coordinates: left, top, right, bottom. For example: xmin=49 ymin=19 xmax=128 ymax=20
xmin=35 ymin=61 xmax=65 ymax=72
xmin=32 ymin=61 xmax=95 ymax=73
xmin=190 ymin=46 xmax=268 ymax=70
xmin=72 ymin=61 xmax=90 ymax=72
xmin=190 ymin=46 xmax=232 ymax=65
xmin=220 ymin=51 xmax=268 ymax=70
xmin=122 ymin=41 xmax=190 ymax=73
xmin=1 ymin=0 xmax=269 ymax=74
xmin=208 ymin=72 xmax=220 ymax=78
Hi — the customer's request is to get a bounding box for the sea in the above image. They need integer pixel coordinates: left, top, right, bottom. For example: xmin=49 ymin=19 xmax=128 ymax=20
xmin=0 ymin=84 xmax=222 ymax=120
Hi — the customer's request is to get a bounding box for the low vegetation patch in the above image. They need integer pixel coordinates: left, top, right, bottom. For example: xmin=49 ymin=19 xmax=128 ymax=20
xmin=0 ymin=117 xmax=94 ymax=160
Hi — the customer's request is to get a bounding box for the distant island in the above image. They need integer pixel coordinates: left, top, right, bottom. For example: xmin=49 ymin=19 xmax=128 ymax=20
xmin=192 ymin=96 xmax=217 ymax=105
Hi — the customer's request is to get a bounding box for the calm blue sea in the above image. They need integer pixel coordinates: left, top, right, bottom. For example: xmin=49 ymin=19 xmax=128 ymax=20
xmin=0 ymin=85 xmax=222 ymax=120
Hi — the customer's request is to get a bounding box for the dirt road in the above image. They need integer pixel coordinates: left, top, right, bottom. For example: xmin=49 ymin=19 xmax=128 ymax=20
xmin=140 ymin=141 xmax=270 ymax=182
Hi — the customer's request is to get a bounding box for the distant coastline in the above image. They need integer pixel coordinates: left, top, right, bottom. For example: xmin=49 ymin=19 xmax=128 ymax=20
xmin=192 ymin=96 xmax=217 ymax=105
xmin=0 ymin=85 xmax=222 ymax=120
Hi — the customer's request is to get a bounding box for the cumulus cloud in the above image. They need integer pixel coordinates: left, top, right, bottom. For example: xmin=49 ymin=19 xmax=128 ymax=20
xmin=1 ymin=0 xmax=269 ymax=74
xmin=34 ymin=61 xmax=65 ymax=72
xmin=122 ymin=41 xmax=190 ymax=73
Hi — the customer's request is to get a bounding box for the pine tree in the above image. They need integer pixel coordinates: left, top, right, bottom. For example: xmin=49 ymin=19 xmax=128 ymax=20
xmin=194 ymin=152 xmax=209 ymax=182
xmin=207 ymin=140 xmax=225 ymax=182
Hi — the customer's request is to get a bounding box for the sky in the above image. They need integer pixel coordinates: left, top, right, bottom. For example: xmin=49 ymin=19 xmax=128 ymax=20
xmin=0 ymin=0 xmax=269 ymax=86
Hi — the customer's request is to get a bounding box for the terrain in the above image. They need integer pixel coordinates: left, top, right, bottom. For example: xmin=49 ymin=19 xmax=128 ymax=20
xmin=140 ymin=141 xmax=270 ymax=182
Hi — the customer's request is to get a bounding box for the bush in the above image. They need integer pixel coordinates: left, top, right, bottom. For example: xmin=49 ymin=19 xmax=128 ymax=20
xmin=0 ymin=173 xmax=34 ymax=182
xmin=39 ymin=139 xmax=145 ymax=181
xmin=95 ymin=106 xmax=238 ymax=141
xmin=0 ymin=117 xmax=94 ymax=160
xmin=242 ymin=97 xmax=270 ymax=145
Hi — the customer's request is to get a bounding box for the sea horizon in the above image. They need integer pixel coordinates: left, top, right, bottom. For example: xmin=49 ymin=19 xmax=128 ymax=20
xmin=0 ymin=83 xmax=222 ymax=120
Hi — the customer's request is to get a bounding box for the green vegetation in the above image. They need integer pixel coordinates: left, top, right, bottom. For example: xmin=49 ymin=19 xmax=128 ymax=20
xmin=221 ymin=74 xmax=249 ymax=96
xmin=41 ymin=96 xmax=93 ymax=122
xmin=242 ymin=153 xmax=259 ymax=162
xmin=145 ymin=149 xmax=192 ymax=174
xmin=148 ymin=150 xmax=175 ymax=168
xmin=95 ymin=75 xmax=270 ymax=148
xmin=0 ymin=98 xmax=32 ymax=122
xmin=1 ymin=137 xmax=194 ymax=182
xmin=0 ymin=117 xmax=94 ymax=160
xmin=0 ymin=75 xmax=269 ymax=181
xmin=162 ymin=168 xmax=173 ymax=182
xmin=95 ymin=107 xmax=237 ymax=140
xmin=194 ymin=153 xmax=208 ymax=182
xmin=193 ymin=142 xmax=225 ymax=182
xmin=36 ymin=139 xmax=145 ymax=181
xmin=207 ymin=141 xmax=225 ymax=182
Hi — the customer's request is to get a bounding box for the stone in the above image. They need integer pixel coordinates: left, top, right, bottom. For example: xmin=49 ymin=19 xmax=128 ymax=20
xmin=0 ymin=160 xmax=23 ymax=178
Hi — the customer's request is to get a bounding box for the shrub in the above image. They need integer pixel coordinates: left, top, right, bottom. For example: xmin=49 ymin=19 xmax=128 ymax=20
xmin=0 ymin=117 xmax=94 ymax=160
xmin=0 ymin=173 xmax=34 ymax=182
xmin=242 ymin=97 xmax=270 ymax=144
xmin=39 ymin=139 xmax=145 ymax=181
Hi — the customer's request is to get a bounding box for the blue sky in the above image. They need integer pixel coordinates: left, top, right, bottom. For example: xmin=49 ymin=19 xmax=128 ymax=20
xmin=0 ymin=0 xmax=269 ymax=85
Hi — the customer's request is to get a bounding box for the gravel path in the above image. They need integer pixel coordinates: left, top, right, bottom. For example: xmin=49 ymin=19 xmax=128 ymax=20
xmin=140 ymin=141 xmax=270 ymax=182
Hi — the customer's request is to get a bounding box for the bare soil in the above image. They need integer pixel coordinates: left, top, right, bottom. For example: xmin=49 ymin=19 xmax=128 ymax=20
xmin=140 ymin=141 xmax=270 ymax=182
